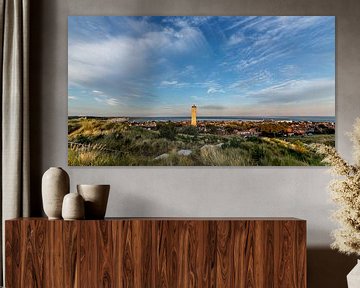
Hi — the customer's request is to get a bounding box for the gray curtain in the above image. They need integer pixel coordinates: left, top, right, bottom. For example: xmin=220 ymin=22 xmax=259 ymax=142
xmin=0 ymin=0 xmax=30 ymax=284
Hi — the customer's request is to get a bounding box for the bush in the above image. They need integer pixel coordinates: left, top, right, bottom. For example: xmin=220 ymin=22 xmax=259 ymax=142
xmin=74 ymin=134 xmax=92 ymax=144
xmin=180 ymin=125 xmax=198 ymax=136
xmin=205 ymin=124 xmax=218 ymax=134
xmin=251 ymin=146 xmax=265 ymax=162
xmin=68 ymin=122 xmax=81 ymax=134
xmin=223 ymin=137 xmax=244 ymax=149
xmin=158 ymin=123 xmax=177 ymax=140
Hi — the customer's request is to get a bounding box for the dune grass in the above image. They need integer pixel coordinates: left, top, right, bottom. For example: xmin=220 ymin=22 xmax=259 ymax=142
xmin=68 ymin=117 xmax=333 ymax=166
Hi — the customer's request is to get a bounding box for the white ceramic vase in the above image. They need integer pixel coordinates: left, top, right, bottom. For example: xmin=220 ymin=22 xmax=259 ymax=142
xmin=347 ymin=260 xmax=360 ymax=288
xmin=77 ymin=184 xmax=110 ymax=219
xmin=42 ymin=167 xmax=70 ymax=219
xmin=62 ymin=192 xmax=85 ymax=220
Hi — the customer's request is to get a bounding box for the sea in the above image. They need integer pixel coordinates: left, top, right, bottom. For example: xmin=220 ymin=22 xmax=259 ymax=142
xmin=129 ymin=116 xmax=336 ymax=123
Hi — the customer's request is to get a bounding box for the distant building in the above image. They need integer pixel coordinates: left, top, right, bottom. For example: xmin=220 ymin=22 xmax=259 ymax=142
xmin=191 ymin=105 xmax=197 ymax=126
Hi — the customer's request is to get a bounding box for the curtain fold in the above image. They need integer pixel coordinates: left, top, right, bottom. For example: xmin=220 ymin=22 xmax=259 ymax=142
xmin=0 ymin=0 xmax=30 ymax=284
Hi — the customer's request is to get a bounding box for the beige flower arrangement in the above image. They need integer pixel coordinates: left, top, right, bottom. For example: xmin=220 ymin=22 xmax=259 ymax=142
xmin=310 ymin=118 xmax=360 ymax=255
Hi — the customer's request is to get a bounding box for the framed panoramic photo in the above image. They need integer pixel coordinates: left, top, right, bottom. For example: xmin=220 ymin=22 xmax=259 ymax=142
xmin=68 ymin=16 xmax=335 ymax=166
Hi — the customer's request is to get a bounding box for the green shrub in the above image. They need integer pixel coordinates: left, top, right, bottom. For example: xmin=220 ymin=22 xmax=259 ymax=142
xmin=158 ymin=123 xmax=177 ymax=140
xmin=68 ymin=122 xmax=81 ymax=134
xmin=180 ymin=125 xmax=199 ymax=136
xmin=68 ymin=117 xmax=332 ymax=166
xmin=74 ymin=134 xmax=92 ymax=144
xmin=250 ymin=146 xmax=265 ymax=162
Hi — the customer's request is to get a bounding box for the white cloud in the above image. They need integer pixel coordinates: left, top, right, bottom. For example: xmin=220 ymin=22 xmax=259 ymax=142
xmin=68 ymin=24 xmax=207 ymax=104
xmin=160 ymin=80 xmax=190 ymax=88
xmin=68 ymin=95 xmax=78 ymax=100
xmin=105 ymin=98 xmax=120 ymax=106
xmin=279 ymin=65 xmax=298 ymax=74
xmin=68 ymin=16 xmax=334 ymax=117
xmin=239 ymin=16 xmax=327 ymax=34
xmin=225 ymin=16 xmax=258 ymax=31
xmin=229 ymin=70 xmax=272 ymax=90
xmin=95 ymin=96 xmax=120 ymax=106
xmin=176 ymin=65 xmax=196 ymax=78
xmin=161 ymin=80 xmax=178 ymax=86
xmin=247 ymin=78 xmax=335 ymax=104
xmin=207 ymin=87 xmax=225 ymax=94
xmin=228 ymin=32 xmax=244 ymax=46
xmin=163 ymin=16 xmax=212 ymax=28
xmin=223 ymin=16 xmax=334 ymax=72
xmin=69 ymin=27 xmax=206 ymax=84
xmin=233 ymin=47 xmax=291 ymax=72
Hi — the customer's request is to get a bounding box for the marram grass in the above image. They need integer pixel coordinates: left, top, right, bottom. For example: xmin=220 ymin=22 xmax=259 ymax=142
xmin=68 ymin=118 xmax=332 ymax=166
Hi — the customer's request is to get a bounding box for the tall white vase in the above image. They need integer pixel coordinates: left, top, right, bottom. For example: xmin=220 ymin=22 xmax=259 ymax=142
xmin=42 ymin=167 xmax=70 ymax=219
xmin=347 ymin=260 xmax=360 ymax=288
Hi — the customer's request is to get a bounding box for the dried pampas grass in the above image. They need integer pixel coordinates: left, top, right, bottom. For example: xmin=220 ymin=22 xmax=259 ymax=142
xmin=310 ymin=118 xmax=360 ymax=256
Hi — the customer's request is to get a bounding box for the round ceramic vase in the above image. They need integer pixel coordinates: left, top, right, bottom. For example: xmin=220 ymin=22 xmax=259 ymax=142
xmin=42 ymin=167 xmax=70 ymax=219
xmin=62 ymin=192 xmax=85 ymax=220
xmin=77 ymin=184 xmax=110 ymax=219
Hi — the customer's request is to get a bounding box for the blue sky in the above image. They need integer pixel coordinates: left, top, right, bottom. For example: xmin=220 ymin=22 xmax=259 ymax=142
xmin=68 ymin=16 xmax=335 ymax=117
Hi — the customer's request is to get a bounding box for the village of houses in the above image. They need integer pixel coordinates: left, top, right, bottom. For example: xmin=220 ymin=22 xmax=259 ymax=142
xmin=128 ymin=119 xmax=335 ymax=138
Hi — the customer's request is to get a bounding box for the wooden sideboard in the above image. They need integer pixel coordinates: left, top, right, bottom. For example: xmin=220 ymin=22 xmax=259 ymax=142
xmin=5 ymin=218 xmax=306 ymax=287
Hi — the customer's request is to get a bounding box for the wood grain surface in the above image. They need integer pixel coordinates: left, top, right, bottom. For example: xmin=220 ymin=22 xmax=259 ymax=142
xmin=5 ymin=218 xmax=306 ymax=287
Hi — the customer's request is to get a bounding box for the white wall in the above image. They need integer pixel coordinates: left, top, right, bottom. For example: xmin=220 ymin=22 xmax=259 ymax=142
xmin=31 ymin=0 xmax=360 ymax=249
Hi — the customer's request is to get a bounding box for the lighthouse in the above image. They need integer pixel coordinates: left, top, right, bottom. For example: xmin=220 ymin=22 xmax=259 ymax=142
xmin=191 ymin=104 xmax=197 ymax=126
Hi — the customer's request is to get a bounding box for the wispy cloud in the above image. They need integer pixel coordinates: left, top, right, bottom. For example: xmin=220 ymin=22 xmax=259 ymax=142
xmin=230 ymin=16 xmax=327 ymax=35
xmin=162 ymin=16 xmax=213 ymax=28
xmin=229 ymin=70 xmax=272 ymax=90
xmin=68 ymin=16 xmax=335 ymax=117
xmin=246 ymin=78 xmax=334 ymax=104
xmin=161 ymin=80 xmax=178 ymax=86
xmin=224 ymin=16 xmax=334 ymax=72
xmin=207 ymin=87 xmax=225 ymax=94
xmin=95 ymin=96 xmax=120 ymax=106
xmin=227 ymin=32 xmax=244 ymax=46
xmin=105 ymin=98 xmax=120 ymax=106
xmin=278 ymin=65 xmax=300 ymax=79
xmin=93 ymin=90 xmax=121 ymax=106
xmin=160 ymin=80 xmax=188 ymax=88
xmin=68 ymin=95 xmax=78 ymax=100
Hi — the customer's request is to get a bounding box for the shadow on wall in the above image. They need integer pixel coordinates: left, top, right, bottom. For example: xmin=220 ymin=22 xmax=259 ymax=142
xmin=308 ymin=248 xmax=357 ymax=288
xmin=29 ymin=0 xmax=46 ymax=216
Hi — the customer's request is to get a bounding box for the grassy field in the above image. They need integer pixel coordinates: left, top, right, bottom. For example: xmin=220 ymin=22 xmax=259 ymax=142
xmin=68 ymin=117 xmax=334 ymax=166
